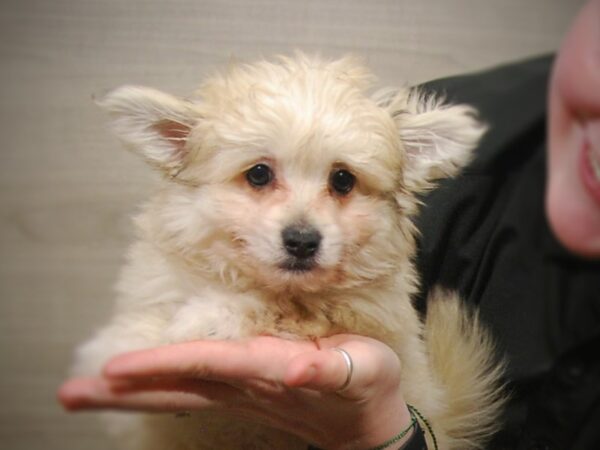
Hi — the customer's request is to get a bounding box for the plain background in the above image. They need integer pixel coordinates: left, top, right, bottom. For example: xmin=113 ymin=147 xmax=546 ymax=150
xmin=0 ymin=1 xmax=587 ymax=448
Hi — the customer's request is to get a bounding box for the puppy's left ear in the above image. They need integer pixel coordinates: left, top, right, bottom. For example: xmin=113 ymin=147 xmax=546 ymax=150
xmin=378 ymin=88 xmax=486 ymax=191
xmin=97 ymin=86 xmax=199 ymax=177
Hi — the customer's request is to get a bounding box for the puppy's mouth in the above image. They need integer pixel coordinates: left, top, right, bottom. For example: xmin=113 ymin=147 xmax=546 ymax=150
xmin=279 ymin=257 xmax=318 ymax=273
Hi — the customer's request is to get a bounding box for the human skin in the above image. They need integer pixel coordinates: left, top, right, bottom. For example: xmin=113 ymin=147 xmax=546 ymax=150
xmin=58 ymin=335 xmax=413 ymax=450
xmin=58 ymin=2 xmax=600 ymax=448
xmin=546 ymin=0 xmax=600 ymax=258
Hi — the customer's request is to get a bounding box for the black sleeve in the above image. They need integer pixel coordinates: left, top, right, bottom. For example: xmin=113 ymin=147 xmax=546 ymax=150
xmin=414 ymin=56 xmax=600 ymax=450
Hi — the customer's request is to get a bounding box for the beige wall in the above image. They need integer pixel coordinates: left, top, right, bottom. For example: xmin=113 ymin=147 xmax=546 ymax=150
xmin=0 ymin=1 xmax=585 ymax=448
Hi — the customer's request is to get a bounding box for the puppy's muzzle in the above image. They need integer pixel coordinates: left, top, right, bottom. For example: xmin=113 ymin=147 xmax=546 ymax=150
xmin=281 ymin=224 xmax=321 ymax=271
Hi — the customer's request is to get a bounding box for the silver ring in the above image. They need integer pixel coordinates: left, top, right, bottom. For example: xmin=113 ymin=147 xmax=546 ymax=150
xmin=332 ymin=347 xmax=353 ymax=391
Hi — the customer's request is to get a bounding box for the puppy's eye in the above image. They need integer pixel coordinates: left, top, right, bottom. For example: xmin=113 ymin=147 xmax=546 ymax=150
xmin=246 ymin=164 xmax=274 ymax=187
xmin=330 ymin=169 xmax=355 ymax=195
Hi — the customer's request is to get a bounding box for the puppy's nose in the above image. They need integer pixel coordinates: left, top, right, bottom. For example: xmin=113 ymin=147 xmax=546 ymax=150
xmin=282 ymin=225 xmax=322 ymax=259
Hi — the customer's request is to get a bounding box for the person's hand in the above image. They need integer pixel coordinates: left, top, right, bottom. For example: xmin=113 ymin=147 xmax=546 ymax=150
xmin=58 ymin=334 xmax=412 ymax=450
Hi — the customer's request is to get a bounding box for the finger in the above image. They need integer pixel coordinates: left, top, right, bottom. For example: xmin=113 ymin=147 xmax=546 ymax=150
xmin=58 ymin=377 xmax=229 ymax=412
xmin=103 ymin=337 xmax=316 ymax=383
xmin=58 ymin=375 xmax=318 ymax=437
xmin=284 ymin=348 xmax=352 ymax=394
xmin=108 ymin=377 xmax=241 ymax=400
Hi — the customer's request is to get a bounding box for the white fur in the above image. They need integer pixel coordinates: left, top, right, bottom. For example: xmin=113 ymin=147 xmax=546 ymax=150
xmin=73 ymin=54 xmax=503 ymax=450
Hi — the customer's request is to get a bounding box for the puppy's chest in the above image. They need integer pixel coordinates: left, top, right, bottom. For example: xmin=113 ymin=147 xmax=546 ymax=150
xmin=161 ymin=287 xmax=357 ymax=343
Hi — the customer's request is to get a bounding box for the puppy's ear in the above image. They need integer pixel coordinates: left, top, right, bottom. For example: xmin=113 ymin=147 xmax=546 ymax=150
xmin=377 ymin=88 xmax=486 ymax=191
xmin=98 ymin=86 xmax=198 ymax=177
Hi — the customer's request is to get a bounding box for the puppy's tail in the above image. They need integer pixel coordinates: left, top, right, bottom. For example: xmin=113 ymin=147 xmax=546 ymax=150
xmin=424 ymin=287 xmax=507 ymax=450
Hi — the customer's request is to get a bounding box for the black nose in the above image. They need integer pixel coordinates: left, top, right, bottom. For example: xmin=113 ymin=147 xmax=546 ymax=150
xmin=282 ymin=225 xmax=322 ymax=259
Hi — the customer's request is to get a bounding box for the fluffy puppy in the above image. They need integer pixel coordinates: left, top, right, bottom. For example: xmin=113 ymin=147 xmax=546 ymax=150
xmin=73 ymin=54 xmax=504 ymax=450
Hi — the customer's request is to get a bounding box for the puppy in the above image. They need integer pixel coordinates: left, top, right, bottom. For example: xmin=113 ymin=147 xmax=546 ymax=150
xmin=72 ymin=54 xmax=504 ymax=450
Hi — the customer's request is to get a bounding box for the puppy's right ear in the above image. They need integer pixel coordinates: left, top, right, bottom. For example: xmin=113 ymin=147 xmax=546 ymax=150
xmin=98 ymin=86 xmax=198 ymax=177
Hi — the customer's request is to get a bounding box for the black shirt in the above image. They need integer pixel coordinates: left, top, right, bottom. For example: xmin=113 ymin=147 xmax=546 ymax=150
xmin=416 ymin=56 xmax=600 ymax=450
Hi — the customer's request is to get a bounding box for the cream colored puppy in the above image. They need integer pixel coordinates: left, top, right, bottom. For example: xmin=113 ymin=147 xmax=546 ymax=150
xmin=73 ymin=54 xmax=504 ymax=449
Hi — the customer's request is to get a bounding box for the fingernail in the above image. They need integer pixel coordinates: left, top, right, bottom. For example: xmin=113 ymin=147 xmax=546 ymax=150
xmin=57 ymin=379 xmax=99 ymax=410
